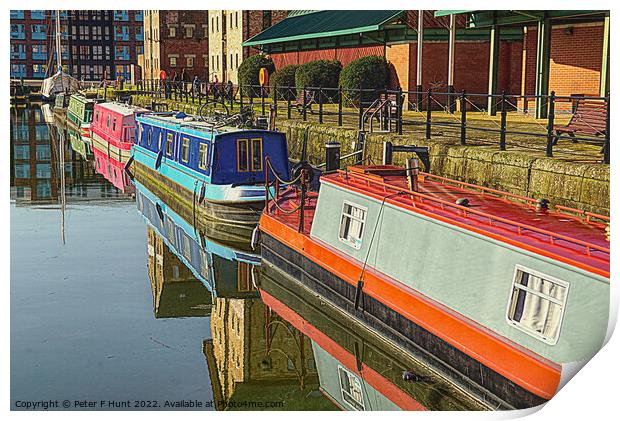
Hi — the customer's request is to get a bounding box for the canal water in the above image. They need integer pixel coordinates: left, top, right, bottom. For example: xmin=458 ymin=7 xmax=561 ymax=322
xmin=10 ymin=104 xmax=483 ymax=411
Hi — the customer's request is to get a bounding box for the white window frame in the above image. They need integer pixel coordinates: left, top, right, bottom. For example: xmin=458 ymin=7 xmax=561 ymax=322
xmin=505 ymin=265 xmax=570 ymax=345
xmin=337 ymin=365 xmax=364 ymax=411
xmin=338 ymin=201 xmax=367 ymax=250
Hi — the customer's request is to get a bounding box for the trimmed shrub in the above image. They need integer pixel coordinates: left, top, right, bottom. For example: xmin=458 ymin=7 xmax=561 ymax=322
xmin=237 ymin=54 xmax=274 ymax=97
xmin=269 ymin=64 xmax=299 ymax=100
xmin=339 ymin=55 xmax=389 ymax=105
xmin=295 ymin=60 xmax=342 ymax=102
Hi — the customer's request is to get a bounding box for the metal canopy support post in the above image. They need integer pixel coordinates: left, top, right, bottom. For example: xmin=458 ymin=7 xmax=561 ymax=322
xmin=416 ymin=10 xmax=424 ymax=109
xmin=600 ymin=13 xmax=610 ymax=97
xmin=534 ymin=18 xmax=551 ymax=119
xmin=447 ymin=14 xmax=456 ymax=113
xmin=487 ymin=24 xmax=500 ymax=115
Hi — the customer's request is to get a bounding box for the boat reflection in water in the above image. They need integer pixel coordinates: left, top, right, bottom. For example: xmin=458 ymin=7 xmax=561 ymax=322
xmin=135 ymin=176 xmax=335 ymax=410
xmin=93 ymin=146 xmax=134 ymax=193
xmin=256 ymin=263 xmax=489 ymax=411
xmin=146 ymin=226 xmax=212 ymax=319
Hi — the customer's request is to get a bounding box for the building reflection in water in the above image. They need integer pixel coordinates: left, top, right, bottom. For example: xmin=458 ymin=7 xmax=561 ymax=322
xmin=147 ymin=226 xmax=212 ymax=318
xmin=10 ymin=104 xmax=129 ymax=204
xmin=135 ymin=177 xmax=335 ymax=410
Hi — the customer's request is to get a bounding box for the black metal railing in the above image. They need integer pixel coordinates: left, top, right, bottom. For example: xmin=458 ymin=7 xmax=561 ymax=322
xmin=118 ymin=80 xmax=610 ymax=164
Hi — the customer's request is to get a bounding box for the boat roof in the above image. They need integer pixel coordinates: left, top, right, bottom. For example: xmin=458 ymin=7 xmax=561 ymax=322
xmin=95 ymin=101 xmax=147 ymax=116
xmin=320 ymin=165 xmax=610 ymax=277
xmin=137 ymin=112 xmax=245 ymax=135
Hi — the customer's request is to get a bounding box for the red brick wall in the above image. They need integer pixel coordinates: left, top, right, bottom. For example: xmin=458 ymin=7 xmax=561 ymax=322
xmin=159 ymin=11 xmax=209 ymax=80
xmin=385 ymin=40 xmax=522 ymax=96
xmin=522 ymin=23 xmax=604 ymax=98
xmin=270 ymin=45 xmax=385 ymax=69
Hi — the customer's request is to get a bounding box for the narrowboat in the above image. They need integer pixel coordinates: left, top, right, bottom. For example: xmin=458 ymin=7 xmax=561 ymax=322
xmin=66 ymin=93 xmax=99 ymax=139
xmin=91 ymin=102 xmax=145 ymax=167
xmin=257 ymin=263 xmax=489 ymax=411
xmin=92 ymin=145 xmax=134 ymax=193
xmin=258 ymin=164 xmax=610 ymax=409
xmin=67 ymin=126 xmax=92 ymax=160
xmin=135 ymin=179 xmax=261 ymax=298
xmin=132 ymin=111 xmax=290 ymax=227
xmin=53 ymin=92 xmax=70 ymax=116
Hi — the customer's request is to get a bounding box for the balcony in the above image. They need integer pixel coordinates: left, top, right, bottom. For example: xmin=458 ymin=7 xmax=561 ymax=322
xmin=114 ymin=10 xmax=129 ymax=21
xmin=11 ymin=51 xmax=26 ymax=60
xmin=30 ymin=10 xmax=46 ymax=20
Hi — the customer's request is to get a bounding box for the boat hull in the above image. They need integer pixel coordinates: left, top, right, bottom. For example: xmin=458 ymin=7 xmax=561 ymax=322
xmin=259 ymin=227 xmax=551 ymax=410
xmin=91 ymin=132 xmax=132 ymax=165
xmin=134 ymin=161 xmax=262 ymax=231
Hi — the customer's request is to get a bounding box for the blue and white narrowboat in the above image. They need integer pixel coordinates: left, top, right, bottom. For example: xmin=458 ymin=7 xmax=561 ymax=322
xmin=132 ymin=112 xmax=290 ymax=226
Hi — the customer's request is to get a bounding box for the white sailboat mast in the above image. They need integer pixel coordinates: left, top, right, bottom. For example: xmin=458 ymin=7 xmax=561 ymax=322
xmin=55 ymin=10 xmax=62 ymax=72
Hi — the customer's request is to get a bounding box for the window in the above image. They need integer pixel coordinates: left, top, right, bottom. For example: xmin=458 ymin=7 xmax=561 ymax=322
xmin=186 ymin=56 xmax=194 ymax=68
xmin=169 ymin=56 xmax=177 ymax=67
xmin=95 ymin=111 xmax=99 ymax=122
xmin=181 ymin=137 xmax=190 ymax=163
xmin=507 ymin=266 xmax=569 ymax=344
xmin=236 ymin=139 xmax=248 ymax=171
xmin=251 ymin=138 xmax=262 ymax=172
xmin=339 ymin=202 xmax=367 ymax=249
xmin=112 ymin=117 xmax=117 ymax=131
xmin=169 ymin=26 xmax=176 ymax=37
xmin=338 ymin=366 xmax=364 ymax=410
xmin=147 ymin=128 xmax=152 ymax=146
xmin=198 ymin=143 xmax=209 ymax=169
xmin=137 ymin=124 xmax=143 ymax=144
xmin=166 ymin=133 xmax=174 ymax=156
xmin=107 ymin=115 xmax=110 ymax=127
xmin=185 ymin=26 xmax=194 ymax=38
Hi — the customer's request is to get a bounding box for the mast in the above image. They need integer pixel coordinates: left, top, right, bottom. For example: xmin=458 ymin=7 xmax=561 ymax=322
xmin=55 ymin=10 xmax=62 ymax=72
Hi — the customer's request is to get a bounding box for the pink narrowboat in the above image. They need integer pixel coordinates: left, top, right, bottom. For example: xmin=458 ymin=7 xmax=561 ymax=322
xmin=91 ymin=102 xmax=146 ymax=167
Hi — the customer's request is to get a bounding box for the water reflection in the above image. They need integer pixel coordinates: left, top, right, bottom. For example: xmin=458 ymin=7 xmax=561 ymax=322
xmin=256 ymin=264 xmax=488 ymax=411
xmin=10 ymin=104 xmax=128 ymax=205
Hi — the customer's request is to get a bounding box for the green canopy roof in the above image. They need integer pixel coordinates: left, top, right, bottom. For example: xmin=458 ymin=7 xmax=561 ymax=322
xmin=243 ymin=10 xmax=404 ymax=47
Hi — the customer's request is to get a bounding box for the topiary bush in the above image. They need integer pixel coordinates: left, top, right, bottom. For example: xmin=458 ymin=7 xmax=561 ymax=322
xmin=269 ymin=64 xmax=299 ymax=100
xmin=339 ymin=55 xmax=389 ymax=106
xmin=295 ymin=60 xmax=342 ymax=102
xmin=237 ymin=54 xmax=274 ymax=97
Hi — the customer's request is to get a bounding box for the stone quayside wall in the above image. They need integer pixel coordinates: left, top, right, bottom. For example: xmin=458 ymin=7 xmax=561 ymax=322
xmin=129 ymin=95 xmax=609 ymax=216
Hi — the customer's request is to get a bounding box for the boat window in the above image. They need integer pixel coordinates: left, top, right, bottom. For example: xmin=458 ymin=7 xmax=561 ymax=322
xmin=251 ymin=138 xmax=263 ymax=172
xmin=166 ymin=133 xmax=174 ymax=156
xmin=137 ymin=124 xmax=143 ymax=144
xmin=198 ymin=143 xmax=209 ymax=170
xmin=237 ymin=139 xmax=248 ymax=172
xmin=181 ymin=137 xmax=190 ymax=163
xmin=95 ymin=110 xmax=99 ymax=122
xmin=339 ymin=201 xmax=367 ymax=249
xmin=112 ymin=117 xmax=117 ymax=131
xmin=107 ymin=114 xmax=110 ymax=128
xmin=338 ymin=366 xmax=364 ymax=410
xmin=506 ymin=265 xmax=569 ymax=345
xmin=147 ymin=128 xmax=152 ymax=146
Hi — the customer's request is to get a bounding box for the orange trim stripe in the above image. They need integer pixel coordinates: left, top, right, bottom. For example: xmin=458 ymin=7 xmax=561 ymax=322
xmin=260 ymin=290 xmax=428 ymax=411
xmin=260 ymin=213 xmax=561 ymax=400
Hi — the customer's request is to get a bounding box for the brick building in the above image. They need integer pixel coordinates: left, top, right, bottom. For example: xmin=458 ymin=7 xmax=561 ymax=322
xmin=244 ymin=11 xmax=523 ymax=97
xmin=208 ymin=10 xmax=287 ymax=84
xmin=10 ymin=10 xmax=143 ymax=82
xmin=143 ymin=10 xmax=209 ymax=82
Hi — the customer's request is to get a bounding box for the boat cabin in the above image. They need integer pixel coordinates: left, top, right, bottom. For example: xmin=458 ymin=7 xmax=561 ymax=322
xmin=92 ymin=102 xmax=144 ymax=146
xmin=135 ymin=113 xmax=290 ymax=186
xmin=67 ymin=94 xmax=98 ymax=126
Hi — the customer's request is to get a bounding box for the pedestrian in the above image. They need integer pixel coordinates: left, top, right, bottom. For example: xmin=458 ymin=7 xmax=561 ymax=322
xmin=172 ymin=71 xmax=178 ymax=95
xmin=164 ymin=76 xmax=172 ymax=99
xmin=193 ymin=76 xmax=200 ymax=97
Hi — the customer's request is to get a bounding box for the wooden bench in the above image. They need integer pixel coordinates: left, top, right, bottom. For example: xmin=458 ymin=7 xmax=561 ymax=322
xmin=295 ymin=90 xmax=315 ymax=115
xmin=554 ymin=99 xmax=608 ymax=144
